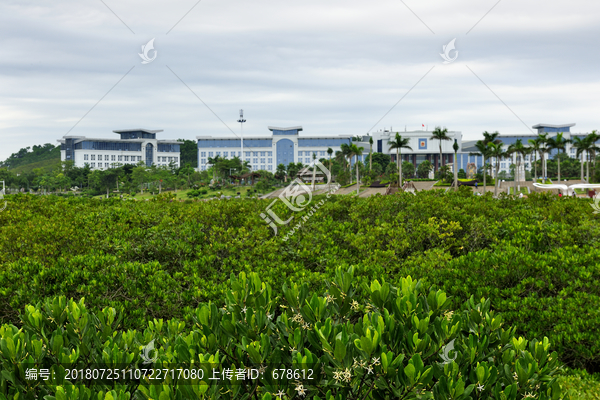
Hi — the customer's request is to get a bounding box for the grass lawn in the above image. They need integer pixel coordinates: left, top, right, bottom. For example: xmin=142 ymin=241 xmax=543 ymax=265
xmin=93 ymin=186 xmax=277 ymax=200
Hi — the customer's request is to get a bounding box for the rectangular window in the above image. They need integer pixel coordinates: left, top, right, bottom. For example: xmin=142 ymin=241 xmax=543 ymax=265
xmin=124 ymin=156 xmax=129 ymax=161
xmin=253 ymin=151 xmax=258 ymax=157
xmin=105 ymin=155 xmax=109 ymax=161
xmin=91 ymin=162 xmax=95 ymax=168
xmin=321 ymin=151 xmax=326 ymax=156
xmin=298 ymin=151 xmax=303 ymax=156
xmin=174 ymin=157 xmax=178 ymax=162
xmin=245 ymin=152 xmax=251 ymax=157
xmin=260 ymin=158 xmax=266 ymax=163
xmin=305 ymin=158 xmax=310 ymax=163
xmin=201 ymin=151 xmax=206 ymax=157
xmin=268 ymin=158 xmax=272 ymax=164
xmin=138 ymin=156 xmax=142 ymax=161
xmin=253 ymin=158 xmax=258 ymax=164
xmin=246 ymin=158 xmax=251 ymax=163
xmin=216 ymin=152 xmax=221 ymax=156
xmin=261 ymin=165 xmax=265 ymax=170
xmin=201 ymin=158 xmax=206 ymax=164
xmin=111 ymin=155 xmax=115 ymax=161
xmin=260 ymin=151 xmax=266 ymax=157
xmin=268 ymin=165 xmax=273 ymax=171
xmin=105 ymin=163 xmax=109 ymax=168
xmin=268 ymin=151 xmax=272 ymax=156
xmin=223 ymin=152 xmax=228 ymax=157
xmin=91 ymin=155 xmax=96 ymax=161
xmin=201 ymin=165 xmax=206 ymax=171
xmin=84 ymin=154 xmax=89 ymax=160
xmin=118 ymin=155 xmax=123 ymax=161
xmin=168 ymin=157 xmax=173 ymax=162
xmin=208 ymin=152 xmax=214 ymax=157
xmin=238 ymin=152 xmax=241 ymax=157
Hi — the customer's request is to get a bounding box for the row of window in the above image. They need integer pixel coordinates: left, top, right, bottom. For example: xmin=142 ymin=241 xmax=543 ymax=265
xmin=82 ymin=154 xmax=178 ymax=163
xmin=199 ymin=151 xmax=275 ymax=158
xmin=299 ymin=151 xmax=327 ymax=156
xmin=199 ymin=165 xmax=275 ymax=172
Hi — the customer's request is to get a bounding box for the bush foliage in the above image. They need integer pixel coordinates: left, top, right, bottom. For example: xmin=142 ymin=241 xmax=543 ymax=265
xmin=0 ymin=269 xmax=564 ymax=399
xmin=0 ymin=192 xmax=599 ymax=377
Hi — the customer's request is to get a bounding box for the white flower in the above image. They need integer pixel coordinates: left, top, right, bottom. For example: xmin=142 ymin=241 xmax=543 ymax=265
xmin=477 ymin=383 xmax=484 ymax=392
xmin=295 ymin=384 xmax=306 ymax=397
xmin=366 ymin=366 xmax=373 ymax=375
xmin=275 ymin=390 xmax=286 ymax=399
xmin=371 ymin=357 xmax=380 ymax=366
xmin=267 ymin=313 xmax=273 ymax=320
xmin=241 ymin=306 xmax=247 ymax=313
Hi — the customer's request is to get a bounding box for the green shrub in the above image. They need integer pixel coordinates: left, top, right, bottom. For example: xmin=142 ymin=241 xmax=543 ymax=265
xmin=0 ymin=192 xmax=599 ymax=374
xmin=0 ymin=269 xmax=563 ymax=399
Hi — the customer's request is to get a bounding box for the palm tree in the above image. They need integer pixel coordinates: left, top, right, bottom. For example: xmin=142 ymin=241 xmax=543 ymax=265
xmin=349 ymin=144 xmax=364 ymax=195
xmin=507 ymin=139 xmax=529 ymax=195
xmin=488 ymin=142 xmax=506 ymax=197
xmin=587 ymin=131 xmax=600 ymax=182
xmin=482 ymin=131 xmax=500 ymax=146
xmin=340 ymin=143 xmax=353 ymax=182
xmin=469 ymin=140 xmax=490 ymax=194
xmin=388 ymin=132 xmax=412 ymax=187
xmin=545 ymin=132 xmax=571 ymax=183
xmin=453 ymin=139 xmax=459 ymax=191
xmin=311 ymin=152 xmax=317 ymax=191
xmin=536 ymin=133 xmax=549 ymax=182
xmin=430 ymin=127 xmax=451 ymax=171
xmin=326 ymin=147 xmax=333 ymax=189
xmin=527 ymin=138 xmax=544 ymax=182
xmin=571 ymin=136 xmax=588 ymax=182
xmin=369 ymin=136 xmax=374 ymax=171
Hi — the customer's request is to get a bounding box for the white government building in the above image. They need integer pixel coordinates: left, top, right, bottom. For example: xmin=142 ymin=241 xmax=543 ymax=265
xmin=197 ymin=126 xmax=353 ymax=171
xmin=59 ymin=129 xmax=181 ymax=169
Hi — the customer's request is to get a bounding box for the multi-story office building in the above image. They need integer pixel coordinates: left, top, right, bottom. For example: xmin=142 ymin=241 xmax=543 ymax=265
xmin=58 ymin=129 xmax=180 ymax=169
xmin=460 ymin=123 xmax=586 ymax=179
xmin=356 ymin=128 xmax=463 ymax=172
xmin=197 ymin=126 xmax=353 ymax=171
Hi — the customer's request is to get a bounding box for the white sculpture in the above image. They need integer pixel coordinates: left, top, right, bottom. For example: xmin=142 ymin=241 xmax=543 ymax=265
xmin=532 ymin=183 xmax=600 ymax=196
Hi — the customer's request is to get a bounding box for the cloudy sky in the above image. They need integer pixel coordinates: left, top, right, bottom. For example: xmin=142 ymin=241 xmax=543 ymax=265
xmin=1 ymin=0 xmax=599 ymax=160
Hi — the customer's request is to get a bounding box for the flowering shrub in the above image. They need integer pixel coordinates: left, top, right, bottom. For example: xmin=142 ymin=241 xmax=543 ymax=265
xmin=0 ymin=269 xmax=563 ymax=399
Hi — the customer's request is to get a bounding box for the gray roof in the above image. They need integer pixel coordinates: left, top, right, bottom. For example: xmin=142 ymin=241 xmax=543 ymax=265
xmin=268 ymin=126 xmax=303 ymax=132
xmin=531 ymin=123 xmax=575 ymax=129
xmin=113 ymin=129 xmax=164 ymax=134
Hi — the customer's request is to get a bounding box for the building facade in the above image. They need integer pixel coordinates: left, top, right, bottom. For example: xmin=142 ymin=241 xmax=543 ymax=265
xmin=357 ymin=128 xmax=463 ymax=173
xmin=197 ymin=126 xmax=352 ymax=171
xmin=58 ymin=129 xmax=181 ymax=169
xmin=459 ymin=123 xmax=586 ymax=179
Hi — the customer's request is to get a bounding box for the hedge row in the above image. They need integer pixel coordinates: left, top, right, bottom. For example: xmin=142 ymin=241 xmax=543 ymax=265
xmin=0 ymin=270 xmax=564 ymax=399
xmin=0 ymin=192 xmax=599 ymax=374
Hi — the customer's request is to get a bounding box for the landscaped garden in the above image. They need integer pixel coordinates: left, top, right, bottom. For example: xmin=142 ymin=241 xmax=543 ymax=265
xmin=0 ymin=191 xmax=598 ymax=399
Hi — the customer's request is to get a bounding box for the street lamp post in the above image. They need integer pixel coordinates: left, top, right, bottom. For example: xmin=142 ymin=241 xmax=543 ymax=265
xmin=237 ymin=109 xmax=246 ymax=169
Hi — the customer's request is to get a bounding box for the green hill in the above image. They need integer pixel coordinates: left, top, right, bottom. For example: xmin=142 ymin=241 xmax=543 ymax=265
xmin=0 ymin=143 xmax=61 ymax=174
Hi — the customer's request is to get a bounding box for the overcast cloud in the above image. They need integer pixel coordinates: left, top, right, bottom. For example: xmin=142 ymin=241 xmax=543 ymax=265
xmin=1 ymin=0 xmax=599 ymax=160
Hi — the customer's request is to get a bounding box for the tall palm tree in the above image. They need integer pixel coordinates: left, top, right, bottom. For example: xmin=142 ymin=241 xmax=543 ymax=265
xmin=369 ymin=136 xmax=374 ymax=171
xmin=545 ymin=132 xmax=571 ymax=183
xmin=453 ymin=139 xmax=459 ymax=192
xmin=469 ymin=140 xmax=490 ymax=194
xmin=430 ymin=127 xmax=451 ymax=171
xmin=571 ymin=136 xmax=588 ymax=182
xmin=327 ymin=147 xmax=333 ymax=189
xmin=349 ymin=144 xmax=364 ymax=195
xmin=482 ymin=131 xmax=500 ymax=146
xmin=587 ymin=131 xmax=600 ymax=182
xmin=527 ymin=138 xmax=544 ymax=182
xmin=536 ymin=133 xmax=549 ymax=182
xmin=340 ymin=143 xmax=352 ymax=183
xmin=388 ymin=133 xmax=412 ymax=187
xmin=488 ymin=142 xmax=506 ymax=197
xmin=507 ymin=139 xmax=529 ymax=194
